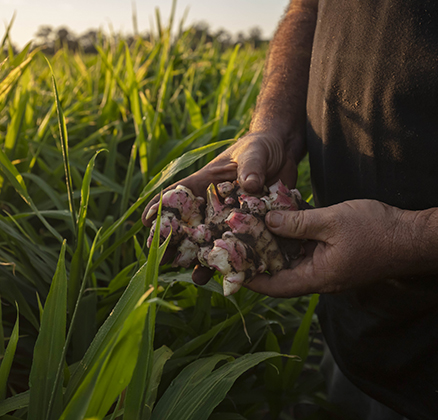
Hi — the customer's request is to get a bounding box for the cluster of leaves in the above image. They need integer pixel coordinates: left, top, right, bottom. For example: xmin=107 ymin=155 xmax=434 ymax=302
xmin=0 ymin=5 xmax=343 ymax=420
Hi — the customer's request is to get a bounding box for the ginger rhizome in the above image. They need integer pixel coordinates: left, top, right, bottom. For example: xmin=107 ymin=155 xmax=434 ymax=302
xmin=147 ymin=180 xmax=305 ymax=296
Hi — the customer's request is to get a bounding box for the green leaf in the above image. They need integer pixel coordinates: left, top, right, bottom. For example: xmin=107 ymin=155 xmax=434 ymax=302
xmin=212 ymin=45 xmax=240 ymax=138
xmin=0 ymin=305 xmax=19 ymax=400
xmin=151 ymin=352 xmax=280 ymax=420
xmin=28 ymin=241 xmax=68 ymax=420
xmin=65 ymin=262 xmax=148 ymax=403
xmin=171 ymin=306 xmax=252 ymax=360
xmin=85 ymin=299 xmax=151 ymax=418
xmin=144 ymin=346 xmax=173 ymax=417
xmin=4 ymin=88 xmax=29 ymax=160
xmin=0 ymin=143 xmax=64 ymax=244
xmin=184 ymin=89 xmax=203 ymax=130
xmin=59 ymin=335 xmax=116 ymax=420
xmin=0 ymin=391 xmax=29 ymax=416
xmin=264 ymin=330 xmax=283 ymax=391
xmin=45 ymin=56 xmax=77 ymax=234
xmin=95 ymin=140 xmax=233 ymax=249
xmin=48 ymin=229 xmax=102 ymax=420
xmin=123 ymin=195 xmax=170 ymax=420
xmin=69 ymin=150 xmax=105 ymax=314
xmin=0 ymin=49 xmax=36 ymax=105
xmin=283 ymin=294 xmax=319 ymax=389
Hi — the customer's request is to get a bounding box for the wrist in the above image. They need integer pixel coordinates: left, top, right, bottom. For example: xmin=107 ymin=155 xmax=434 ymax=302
xmin=390 ymin=207 xmax=438 ymax=277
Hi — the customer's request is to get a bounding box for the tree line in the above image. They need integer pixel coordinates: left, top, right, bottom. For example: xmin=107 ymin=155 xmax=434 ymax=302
xmin=32 ymin=23 xmax=267 ymax=54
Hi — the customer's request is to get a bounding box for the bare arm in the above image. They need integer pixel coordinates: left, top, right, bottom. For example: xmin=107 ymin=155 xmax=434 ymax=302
xmin=143 ymin=0 xmax=319 ymax=224
xmin=249 ymin=0 xmax=319 ymax=164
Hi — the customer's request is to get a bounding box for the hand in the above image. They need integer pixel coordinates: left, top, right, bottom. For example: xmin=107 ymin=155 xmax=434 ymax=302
xmin=245 ymin=199 xmax=414 ymax=297
xmin=142 ymin=132 xmax=298 ymax=226
xmin=141 ymin=131 xmax=299 ymax=285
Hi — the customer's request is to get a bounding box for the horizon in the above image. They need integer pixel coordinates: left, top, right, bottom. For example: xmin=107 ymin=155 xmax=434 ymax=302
xmin=1 ymin=0 xmax=289 ymax=49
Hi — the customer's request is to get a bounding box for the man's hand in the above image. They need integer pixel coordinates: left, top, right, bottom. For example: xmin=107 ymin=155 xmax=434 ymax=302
xmin=142 ymin=132 xmax=298 ymax=227
xmin=245 ymin=199 xmax=421 ymax=297
xmin=141 ymin=132 xmax=298 ymax=285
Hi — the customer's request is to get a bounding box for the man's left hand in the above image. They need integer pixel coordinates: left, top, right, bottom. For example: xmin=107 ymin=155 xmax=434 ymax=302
xmin=245 ymin=199 xmax=417 ymax=297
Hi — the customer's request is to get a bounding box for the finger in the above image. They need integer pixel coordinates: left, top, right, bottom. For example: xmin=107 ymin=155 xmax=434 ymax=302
xmin=142 ymin=196 xmax=161 ymax=227
xmin=244 ymin=261 xmax=318 ymax=298
xmin=192 ymin=264 xmax=215 ymax=285
xmin=235 ymin=145 xmax=268 ymax=194
xmin=265 ymin=208 xmax=335 ymax=241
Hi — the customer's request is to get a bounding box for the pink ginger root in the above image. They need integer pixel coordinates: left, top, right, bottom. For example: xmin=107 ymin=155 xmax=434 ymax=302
xmin=206 ymin=232 xmax=260 ymax=296
xmin=225 ymin=210 xmax=285 ymax=273
xmin=147 ymin=179 xmax=305 ymax=296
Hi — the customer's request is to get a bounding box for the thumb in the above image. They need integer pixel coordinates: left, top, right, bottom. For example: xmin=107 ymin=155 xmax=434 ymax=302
xmin=235 ymin=146 xmax=267 ymax=194
xmin=265 ymin=209 xmax=334 ymax=241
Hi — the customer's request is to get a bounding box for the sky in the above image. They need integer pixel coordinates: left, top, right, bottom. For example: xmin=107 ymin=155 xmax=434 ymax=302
xmin=1 ymin=0 xmax=290 ymax=48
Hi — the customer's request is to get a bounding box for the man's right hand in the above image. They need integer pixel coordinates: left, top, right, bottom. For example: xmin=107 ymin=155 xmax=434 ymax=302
xmin=142 ymin=132 xmax=298 ymax=227
xmin=141 ymin=132 xmax=298 ymax=285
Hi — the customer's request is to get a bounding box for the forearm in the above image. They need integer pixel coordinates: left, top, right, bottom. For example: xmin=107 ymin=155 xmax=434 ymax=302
xmin=249 ymin=0 xmax=319 ymax=163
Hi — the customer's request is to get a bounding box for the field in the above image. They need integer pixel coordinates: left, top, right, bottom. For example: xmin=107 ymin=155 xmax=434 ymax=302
xmin=0 ymin=9 xmax=339 ymax=420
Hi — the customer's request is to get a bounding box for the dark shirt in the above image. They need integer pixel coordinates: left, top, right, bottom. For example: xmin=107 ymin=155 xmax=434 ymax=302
xmin=306 ymin=1 xmax=438 ymax=418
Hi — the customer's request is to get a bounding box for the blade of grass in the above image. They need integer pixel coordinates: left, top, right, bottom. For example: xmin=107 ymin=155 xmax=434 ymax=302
xmin=0 ymin=48 xmax=36 ymax=107
xmin=69 ymin=150 xmax=106 ymax=314
xmin=151 ymin=352 xmax=281 ymax=420
xmin=0 ymin=391 xmax=29 ymax=416
xmin=4 ymin=88 xmax=29 ymax=160
xmin=211 ymin=45 xmax=240 ymax=139
xmin=0 ymin=304 xmax=19 ymax=400
xmin=95 ymin=140 xmax=233 ymax=249
xmin=123 ymin=194 xmax=170 ymax=420
xmin=46 ymin=228 xmax=102 ymax=420
xmin=64 ymin=246 xmax=164 ymax=405
xmin=28 ymin=241 xmax=67 ymax=420
xmin=45 ymin=57 xmax=77 ymax=237
xmin=282 ymin=294 xmax=319 ymax=390
xmin=85 ymin=296 xmax=151 ymax=418
xmin=0 ymin=148 xmax=64 ymax=243
xmin=143 ymin=346 xmax=173 ymax=418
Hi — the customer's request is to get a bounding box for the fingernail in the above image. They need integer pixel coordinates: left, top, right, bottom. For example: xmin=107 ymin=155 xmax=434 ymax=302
xmin=145 ymin=206 xmax=157 ymax=220
xmin=267 ymin=211 xmax=283 ymax=228
xmin=243 ymin=173 xmax=260 ymax=184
